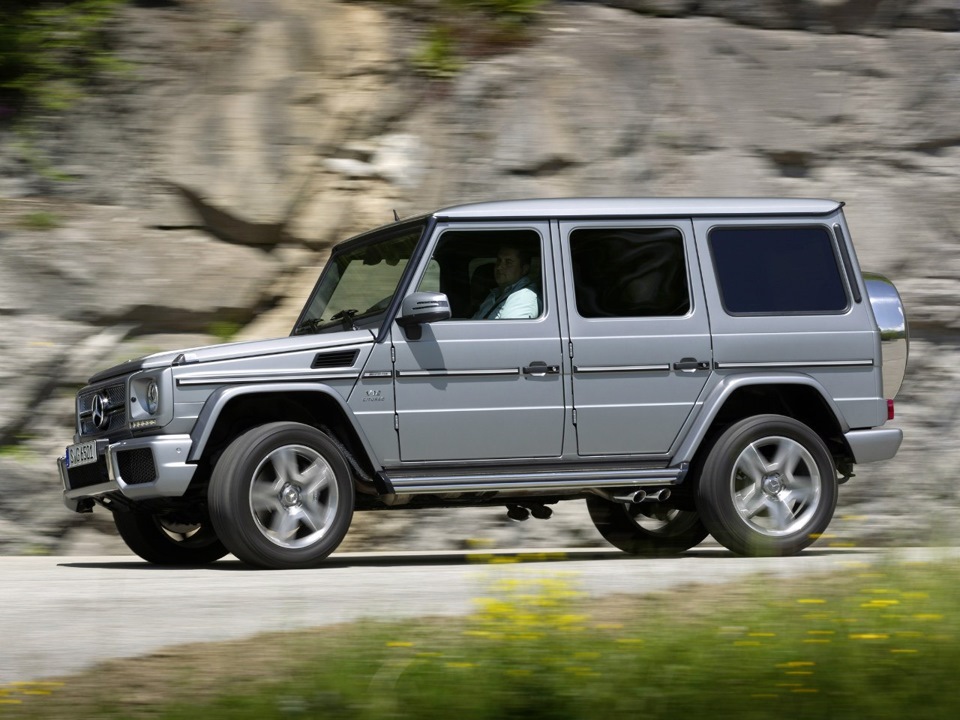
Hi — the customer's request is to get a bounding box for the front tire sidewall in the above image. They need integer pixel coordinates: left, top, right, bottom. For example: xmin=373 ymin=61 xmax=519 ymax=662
xmin=696 ymin=415 xmax=838 ymax=557
xmin=113 ymin=510 xmax=228 ymax=566
xmin=209 ymin=422 xmax=355 ymax=569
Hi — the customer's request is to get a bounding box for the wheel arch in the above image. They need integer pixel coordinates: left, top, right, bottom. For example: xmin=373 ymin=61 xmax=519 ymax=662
xmin=674 ymin=375 xmax=852 ymax=471
xmin=187 ymin=384 xmax=379 ymax=482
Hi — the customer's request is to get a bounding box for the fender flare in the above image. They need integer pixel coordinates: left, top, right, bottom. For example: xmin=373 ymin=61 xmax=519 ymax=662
xmin=187 ymin=383 xmax=379 ymax=466
xmin=671 ymin=373 xmax=850 ymax=467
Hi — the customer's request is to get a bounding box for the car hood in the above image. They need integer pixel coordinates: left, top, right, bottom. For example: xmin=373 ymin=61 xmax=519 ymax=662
xmin=87 ymin=330 xmax=376 ymax=385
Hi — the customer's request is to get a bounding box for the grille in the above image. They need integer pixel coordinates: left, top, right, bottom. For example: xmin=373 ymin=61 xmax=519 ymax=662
xmin=116 ymin=449 xmax=157 ymax=485
xmin=78 ymin=382 xmax=127 ymax=437
xmin=66 ymin=460 xmax=110 ymax=490
xmin=311 ymin=349 xmax=359 ymax=369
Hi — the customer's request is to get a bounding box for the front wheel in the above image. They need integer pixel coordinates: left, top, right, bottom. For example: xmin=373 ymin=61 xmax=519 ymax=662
xmin=586 ymin=496 xmax=708 ymax=557
xmin=208 ymin=422 xmax=355 ymax=569
xmin=696 ymin=414 xmax=838 ymax=557
xmin=113 ymin=510 xmax=228 ymax=565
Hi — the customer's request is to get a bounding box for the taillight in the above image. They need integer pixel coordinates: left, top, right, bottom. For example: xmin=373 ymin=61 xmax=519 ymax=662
xmin=887 ymin=399 xmax=895 ymax=420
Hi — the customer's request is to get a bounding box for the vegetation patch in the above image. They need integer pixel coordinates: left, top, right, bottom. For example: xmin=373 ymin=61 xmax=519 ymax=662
xmin=17 ymin=210 xmax=61 ymax=231
xmin=5 ymin=555 xmax=960 ymax=719
xmin=0 ymin=0 xmax=130 ymax=118
xmin=207 ymin=321 xmax=243 ymax=343
xmin=406 ymin=0 xmax=548 ymax=78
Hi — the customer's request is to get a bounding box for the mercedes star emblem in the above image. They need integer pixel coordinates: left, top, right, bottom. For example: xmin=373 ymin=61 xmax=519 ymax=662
xmin=91 ymin=391 xmax=110 ymax=430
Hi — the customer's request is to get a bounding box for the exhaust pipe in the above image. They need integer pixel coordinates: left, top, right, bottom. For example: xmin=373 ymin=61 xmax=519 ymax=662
xmin=645 ymin=488 xmax=672 ymax=502
xmin=609 ymin=488 xmax=672 ymax=504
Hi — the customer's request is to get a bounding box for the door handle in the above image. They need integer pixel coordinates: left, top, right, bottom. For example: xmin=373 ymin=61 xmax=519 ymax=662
xmin=673 ymin=358 xmax=711 ymax=372
xmin=523 ymin=362 xmax=560 ymax=376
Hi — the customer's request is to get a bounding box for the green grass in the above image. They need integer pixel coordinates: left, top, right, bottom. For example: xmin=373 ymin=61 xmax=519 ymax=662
xmin=5 ymin=555 xmax=959 ymax=719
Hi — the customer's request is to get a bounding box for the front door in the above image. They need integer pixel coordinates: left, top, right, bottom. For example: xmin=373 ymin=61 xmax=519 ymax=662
xmin=559 ymin=219 xmax=712 ymax=456
xmin=392 ymin=222 xmax=565 ymax=462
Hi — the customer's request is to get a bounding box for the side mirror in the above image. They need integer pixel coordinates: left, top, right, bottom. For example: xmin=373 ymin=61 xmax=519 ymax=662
xmin=397 ymin=292 xmax=451 ymax=328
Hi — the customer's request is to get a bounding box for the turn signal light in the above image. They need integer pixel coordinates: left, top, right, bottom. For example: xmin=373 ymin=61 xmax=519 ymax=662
xmin=887 ymin=399 xmax=895 ymax=420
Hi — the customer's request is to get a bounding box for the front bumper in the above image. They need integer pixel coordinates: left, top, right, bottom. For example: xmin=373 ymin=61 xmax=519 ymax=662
xmin=844 ymin=427 xmax=903 ymax=464
xmin=59 ymin=434 xmax=198 ymax=512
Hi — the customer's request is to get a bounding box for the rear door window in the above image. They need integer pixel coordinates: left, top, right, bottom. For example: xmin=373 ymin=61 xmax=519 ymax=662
xmin=570 ymin=227 xmax=690 ymax=318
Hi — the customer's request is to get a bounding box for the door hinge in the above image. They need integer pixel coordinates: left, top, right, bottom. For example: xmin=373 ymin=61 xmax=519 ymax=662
xmin=390 ymin=346 xmax=396 ymax=363
xmin=568 ymin=341 xmax=574 ymax=359
xmin=394 ymin=415 xmax=399 ymax=430
xmin=572 ymin=408 xmax=577 ymax=425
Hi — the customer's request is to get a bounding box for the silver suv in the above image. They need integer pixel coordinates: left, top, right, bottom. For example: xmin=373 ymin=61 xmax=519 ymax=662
xmin=58 ymin=198 xmax=907 ymax=568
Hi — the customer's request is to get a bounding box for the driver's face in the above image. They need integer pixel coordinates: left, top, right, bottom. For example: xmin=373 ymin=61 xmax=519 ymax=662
xmin=494 ymin=247 xmax=527 ymax=288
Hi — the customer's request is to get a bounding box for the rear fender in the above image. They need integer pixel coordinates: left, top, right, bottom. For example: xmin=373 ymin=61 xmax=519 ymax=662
xmin=672 ymin=374 xmax=849 ymax=467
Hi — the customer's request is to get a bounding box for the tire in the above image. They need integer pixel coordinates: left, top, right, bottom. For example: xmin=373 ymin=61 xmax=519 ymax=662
xmin=208 ymin=422 xmax=355 ymax=569
xmin=586 ymin=496 xmax=708 ymax=557
xmin=113 ymin=510 xmax=228 ymax=566
xmin=696 ymin=414 xmax=838 ymax=557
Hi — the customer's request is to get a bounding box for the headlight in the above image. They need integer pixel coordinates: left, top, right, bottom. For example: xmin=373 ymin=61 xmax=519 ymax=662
xmin=145 ymin=380 xmax=160 ymax=415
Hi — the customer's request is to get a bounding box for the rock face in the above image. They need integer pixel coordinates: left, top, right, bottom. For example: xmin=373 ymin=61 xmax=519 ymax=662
xmin=0 ymin=0 xmax=957 ymax=555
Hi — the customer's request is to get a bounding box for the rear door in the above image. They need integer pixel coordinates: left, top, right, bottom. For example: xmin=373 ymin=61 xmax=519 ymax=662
xmin=558 ymin=219 xmax=712 ymax=456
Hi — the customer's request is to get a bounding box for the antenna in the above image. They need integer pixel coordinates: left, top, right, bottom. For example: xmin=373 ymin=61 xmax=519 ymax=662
xmin=393 ymin=209 xmax=399 ymax=221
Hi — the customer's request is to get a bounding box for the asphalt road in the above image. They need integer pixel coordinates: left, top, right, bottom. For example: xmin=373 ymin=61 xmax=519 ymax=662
xmin=2 ymin=546 xmax=955 ymax=684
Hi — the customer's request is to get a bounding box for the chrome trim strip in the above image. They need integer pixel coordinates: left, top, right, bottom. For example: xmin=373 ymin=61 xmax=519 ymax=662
xmin=362 ymin=371 xmax=394 ymax=379
xmin=177 ymin=371 xmax=360 ymax=386
xmin=396 ymin=368 xmax=520 ymax=378
xmin=715 ymin=360 xmax=874 ymax=370
xmin=574 ymin=364 xmax=671 ymax=373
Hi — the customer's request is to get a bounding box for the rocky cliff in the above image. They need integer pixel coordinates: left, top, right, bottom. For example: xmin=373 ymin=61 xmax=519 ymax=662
xmin=0 ymin=0 xmax=957 ymax=554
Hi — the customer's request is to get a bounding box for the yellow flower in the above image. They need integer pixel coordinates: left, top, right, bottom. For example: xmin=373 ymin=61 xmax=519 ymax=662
xmin=849 ymin=633 xmax=890 ymax=640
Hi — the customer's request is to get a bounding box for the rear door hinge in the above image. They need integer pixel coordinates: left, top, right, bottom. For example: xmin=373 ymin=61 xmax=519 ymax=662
xmin=394 ymin=414 xmax=399 ymax=430
xmin=572 ymin=408 xmax=577 ymax=425
xmin=568 ymin=341 xmax=574 ymax=359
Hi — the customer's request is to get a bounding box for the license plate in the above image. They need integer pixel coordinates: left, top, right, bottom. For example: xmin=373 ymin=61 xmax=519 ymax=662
xmin=66 ymin=440 xmax=98 ymax=468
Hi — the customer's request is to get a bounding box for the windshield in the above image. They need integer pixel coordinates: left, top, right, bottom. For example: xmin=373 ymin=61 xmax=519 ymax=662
xmin=293 ymin=221 xmax=426 ymax=335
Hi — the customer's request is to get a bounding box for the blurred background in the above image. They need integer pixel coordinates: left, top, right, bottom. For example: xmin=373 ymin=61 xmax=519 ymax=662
xmin=0 ymin=0 xmax=957 ymax=555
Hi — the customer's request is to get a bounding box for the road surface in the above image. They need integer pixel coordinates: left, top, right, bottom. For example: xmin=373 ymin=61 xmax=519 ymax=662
xmin=1 ymin=546 xmax=954 ymax=684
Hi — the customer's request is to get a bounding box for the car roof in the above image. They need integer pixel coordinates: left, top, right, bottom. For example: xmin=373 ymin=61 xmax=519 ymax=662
xmin=434 ymin=197 xmax=842 ymax=220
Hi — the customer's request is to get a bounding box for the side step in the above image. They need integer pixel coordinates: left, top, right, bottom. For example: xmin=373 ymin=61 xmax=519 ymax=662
xmin=382 ymin=465 xmax=687 ymax=495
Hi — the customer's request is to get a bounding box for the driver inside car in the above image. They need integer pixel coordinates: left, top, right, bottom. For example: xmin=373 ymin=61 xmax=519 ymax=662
xmin=472 ymin=243 xmax=539 ymax=320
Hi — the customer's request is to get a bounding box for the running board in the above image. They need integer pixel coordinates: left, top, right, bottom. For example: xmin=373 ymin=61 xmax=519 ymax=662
xmin=383 ymin=466 xmax=687 ymax=495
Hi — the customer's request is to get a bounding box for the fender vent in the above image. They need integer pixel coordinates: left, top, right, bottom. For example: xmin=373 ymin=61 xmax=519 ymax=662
xmin=311 ymin=349 xmax=359 ymax=369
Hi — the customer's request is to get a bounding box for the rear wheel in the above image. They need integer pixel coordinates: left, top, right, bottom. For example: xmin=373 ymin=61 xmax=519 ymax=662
xmin=586 ymin=496 xmax=708 ymax=557
xmin=696 ymin=414 xmax=838 ymax=557
xmin=113 ymin=510 xmax=227 ymax=565
xmin=208 ymin=422 xmax=354 ymax=569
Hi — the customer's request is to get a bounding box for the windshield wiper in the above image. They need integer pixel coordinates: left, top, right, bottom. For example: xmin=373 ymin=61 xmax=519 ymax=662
xmin=331 ymin=309 xmax=359 ymax=330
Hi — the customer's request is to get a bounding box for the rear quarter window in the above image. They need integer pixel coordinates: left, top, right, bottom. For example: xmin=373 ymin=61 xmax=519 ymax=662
xmin=708 ymin=226 xmax=848 ymax=314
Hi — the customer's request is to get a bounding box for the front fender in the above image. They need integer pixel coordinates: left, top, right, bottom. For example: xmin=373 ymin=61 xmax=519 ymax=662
xmin=671 ymin=373 xmax=850 ymax=466
xmin=187 ymin=383 xmax=379 ymax=466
